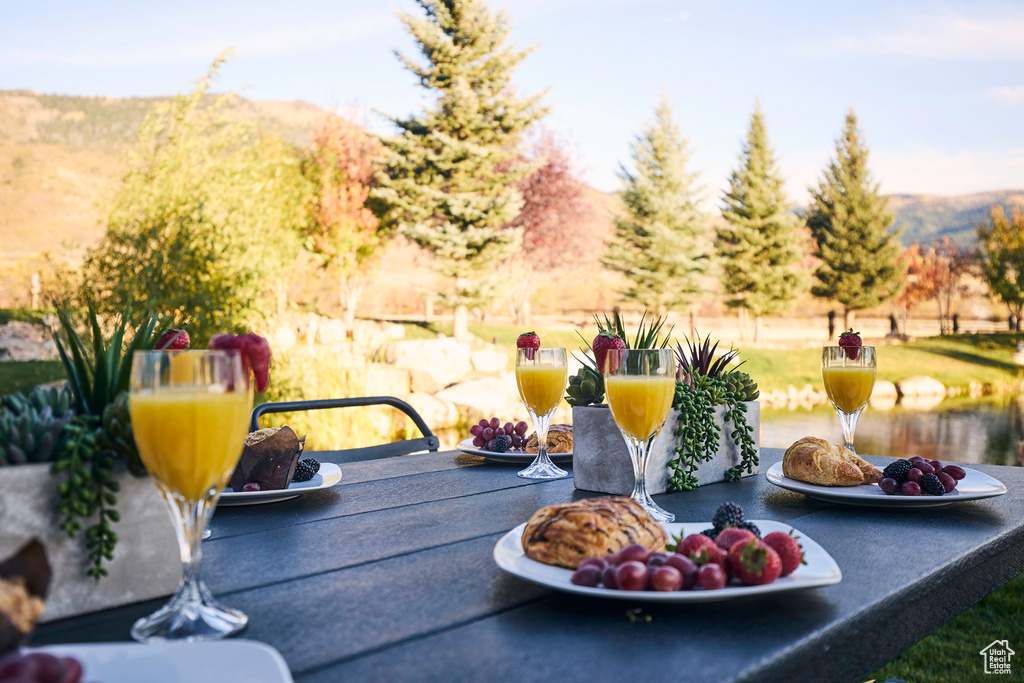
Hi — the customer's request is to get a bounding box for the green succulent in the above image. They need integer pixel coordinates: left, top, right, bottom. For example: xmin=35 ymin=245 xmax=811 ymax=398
xmin=0 ymin=385 xmax=75 ymax=466
xmin=565 ymin=366 xmax=605 ymax=407
xmin=722 ymin=370 xmax=760 ymax=402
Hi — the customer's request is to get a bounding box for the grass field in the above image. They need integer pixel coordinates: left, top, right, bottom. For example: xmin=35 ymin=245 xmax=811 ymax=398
xmin=0 ymin=360 xmax=65 ymax=394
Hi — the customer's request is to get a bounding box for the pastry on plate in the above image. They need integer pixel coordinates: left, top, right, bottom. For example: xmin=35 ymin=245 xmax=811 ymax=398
xmin=783 ymin=436 xmax=882 ymax=487
xmin=521 ymin=496 xmax=667 ymax=568
xmin=525 ymin=424 xmax=572 ymax=454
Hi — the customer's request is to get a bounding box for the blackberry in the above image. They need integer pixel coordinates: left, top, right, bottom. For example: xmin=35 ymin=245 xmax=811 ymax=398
xmin=492 ymin=434 xmax=511 ymax=453
xmin=920 ymin=472 xmax=945 ymax=496
xmin=738 ymin=520 xmax=761 ymax=538
xmin=712 ymin=502 xmax=744 ymax=530
xmin=882 ymin=459 xmax=913 ymax=483
xmin=292 ymin=458 xmax=321 ymax=483
xmin=701 ymin=527 xmax=719 ymax=541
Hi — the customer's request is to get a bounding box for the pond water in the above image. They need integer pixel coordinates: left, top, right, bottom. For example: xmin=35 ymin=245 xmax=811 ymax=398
xmin=761 ymin=397 xmax=1024 ymax=467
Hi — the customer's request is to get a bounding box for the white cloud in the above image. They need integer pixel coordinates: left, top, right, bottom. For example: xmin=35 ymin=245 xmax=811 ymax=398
xmin=678 ymin=11 xmax=690 ymax=22
xmin=838 ymin=9 xmax=1024 ymax=61
xmin=988 ymin=85 xmax=1024 ymax=105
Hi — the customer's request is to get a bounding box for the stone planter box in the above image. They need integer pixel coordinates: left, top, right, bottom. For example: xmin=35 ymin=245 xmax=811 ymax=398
xmin=0 ymin=463 xmax=179 ymax=622
xmin=572 ymin=402 xmax=761 ymax=495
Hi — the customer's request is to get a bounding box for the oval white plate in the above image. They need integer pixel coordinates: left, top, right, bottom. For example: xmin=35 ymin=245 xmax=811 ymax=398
xmin=457 ymin=438 xmax=572 ymax=464
xmin=494 ymin=520 xmax=841 ymax=603
xmin=28 ymin=640 xmax=292 ymax=683
xmin=218 ymin=462 xmax=342 ymax=506
xmin=765 ymin=461 xmax=1007 ymax=508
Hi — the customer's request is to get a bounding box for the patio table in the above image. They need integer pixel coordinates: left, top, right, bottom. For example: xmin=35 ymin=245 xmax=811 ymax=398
xmin=32 ymin=447 xmax=1024 ymax=682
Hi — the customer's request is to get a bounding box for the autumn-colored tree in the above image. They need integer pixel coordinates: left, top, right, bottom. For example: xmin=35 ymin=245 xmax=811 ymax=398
xmin=504 ymin=130 xmax=595 ymax=324
xmin=977 ymin=206 xmax=1024 ymax=330
xmin=301 ymin=111 xmax=385 ymax=328
xmin=897 ymin=240 xmax=973 ymax=334
xmin=897 ymin=244 xmax=937 ymax=334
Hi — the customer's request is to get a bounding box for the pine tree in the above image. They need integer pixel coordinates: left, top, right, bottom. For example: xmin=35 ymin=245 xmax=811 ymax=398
xmin=807 ymin=109 xmax=904 ymax=328
xmin=605 ymin=97 xmax=709 ymax=315
xmin=716 ymin=103 xmax=806 ymax=342
xmin=371 ymin=0 xmax=546 ymax=341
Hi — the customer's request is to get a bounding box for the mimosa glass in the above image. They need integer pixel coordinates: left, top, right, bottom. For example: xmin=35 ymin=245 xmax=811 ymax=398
xmin=128 ymin=350 xmax=252 ymax=642
xmin=603 ymin=348 xmax=676 ymax=522
xmin=821 ymin=345 xmax=877 ymax=455
xmin=515 ymin=347 xmax=569 ymax=480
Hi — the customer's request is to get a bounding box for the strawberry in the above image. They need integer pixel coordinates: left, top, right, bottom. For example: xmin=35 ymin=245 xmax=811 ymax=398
xmin=838 ymin=329 xmax=862 ymax=360
xmin=674 ymin=533 xmax=716 ymax=558
xmin=761 ymin=531 xmax=806 ymax=577
xmin=155 ymin=328 xmax=190 ymax=350
xmin=728 ymin=539 xmax=782 ymax=586
xmin=689 ymin=543 xmax=728 ymax=573
xmin=210 ymin=333 xmax=272 ymax=392
xmin=592 ymin=332 xmax=626 ymax=374
xmin=715 ymin=527 xmax=757 ymax=552
xmin=516 ymin=331 xmax=540 ymax=360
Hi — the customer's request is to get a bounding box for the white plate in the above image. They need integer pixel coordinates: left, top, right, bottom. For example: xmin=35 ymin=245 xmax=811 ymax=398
xmin=765 ymin=461 xmax=1008 ymax=508
xmin=493 ymin=520 xmax=841 ymax=603
xmin=218 ymin=462 xmax=342 ymax=506
xmin=27 ymin=639 xmax=292 ymax=683
xmin=457 ymin=438 xmax=572 ymax=464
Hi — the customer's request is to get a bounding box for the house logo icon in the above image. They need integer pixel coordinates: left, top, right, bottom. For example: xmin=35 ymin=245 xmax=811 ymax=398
xmin=980 ymin=640 xmax=1015 ymax=674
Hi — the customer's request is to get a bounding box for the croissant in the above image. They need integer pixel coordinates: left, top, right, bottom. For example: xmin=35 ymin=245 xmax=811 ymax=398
xmin=783 ymin=436 xmax=881 ymax=486
xmin=521 ymin=497 xmax=667 ymax=568
xmin=525 ymin=424 xmax=573 ymax=454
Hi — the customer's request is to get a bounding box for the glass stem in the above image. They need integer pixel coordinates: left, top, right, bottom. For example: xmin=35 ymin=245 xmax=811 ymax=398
xmin=626 ymin=435 xmax=649 ymax=502
xmin=160 ymin=487 xmax=213 ymax=596
xmin=836 ymin=407 xmax=864 ymax=454
xmin=532 ymin=409 xmax=555 ymax=469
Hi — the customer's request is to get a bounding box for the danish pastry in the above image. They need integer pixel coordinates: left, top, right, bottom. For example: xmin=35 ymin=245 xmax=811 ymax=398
xmin=783 ymin=436 xmax=882 ymax=486
xmin=525 ymin=424 xmax=573 ymax=454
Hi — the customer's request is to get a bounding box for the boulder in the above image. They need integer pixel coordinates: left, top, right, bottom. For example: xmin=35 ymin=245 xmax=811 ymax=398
xmin=386 ymin=338 xmax=473 ymax=388
xmin=365 ymin=365 xmax=412 ymax=397
xmin=435 ymin=375 xmax=523 ymax=423
xmin=896 ymin=375 xmax=946 ymax=398
xmin=470 ymin=349 xmax=508 ymax=375
xmin=404 ymin=393 xmax=461 ymax=429
xmin=270 ymin=325 xmax=298 ymax=352
xmin=871 ymin=380 xmax=898 ymax=400
xmin=408 ymin=368 xmax=443 ymax=394
xmin=0 ymin=322 xmax=58 ymax=361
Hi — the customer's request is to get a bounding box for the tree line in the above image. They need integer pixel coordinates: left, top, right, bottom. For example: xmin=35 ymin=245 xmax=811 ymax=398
xmin=83 ymin=0 xmax=1024 ymax=342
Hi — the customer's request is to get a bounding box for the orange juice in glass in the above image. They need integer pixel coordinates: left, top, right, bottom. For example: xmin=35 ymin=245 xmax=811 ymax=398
xmin=514 ymin=348 xmax=568 ymax=480
xmin=605 ymin=375 xmax=675 ymax=442
xmin=128 ymin=350 xmax=252 ymax=642
xmin=821 ymin=345 xmax=876 ymax=454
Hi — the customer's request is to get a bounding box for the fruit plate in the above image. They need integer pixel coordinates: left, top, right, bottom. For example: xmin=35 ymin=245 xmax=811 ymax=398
xmin=493 ymin=520 xmax=841 ymax=603
xmin=25 ymin=639 xmax=292 ymax=682
xmin=218 ymin=462 xmax=342 ymax=506
xmin=457 ymin=438 xmax=572 ymax=464
xmin=765 ymin=461 xmax=1007 ymax=508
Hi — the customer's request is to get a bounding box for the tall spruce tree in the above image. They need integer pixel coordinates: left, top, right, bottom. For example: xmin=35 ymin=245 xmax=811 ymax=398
xmin=716 ymin=103 xmax=806 ymax=342
xmin=605 ymin=97 xmax=709 ymax=315
xmin=371 ymin=0 xmax=545 ymax=340
xmin=807 ymin=109 xmax=904 ymax=327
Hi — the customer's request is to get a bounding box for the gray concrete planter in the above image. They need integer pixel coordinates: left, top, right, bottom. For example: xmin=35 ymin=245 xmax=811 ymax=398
xmin=0 ymin=463 xmax=179 ymax=622
xmin=573 ymin=402 xmax=761 ymax=495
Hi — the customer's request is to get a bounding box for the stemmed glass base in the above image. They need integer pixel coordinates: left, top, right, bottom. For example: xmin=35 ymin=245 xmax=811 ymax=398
xmin=517 ymin=409 xmax=567 ymax=480
xmin=624 ymin=434 xmax=674 ymax=523
xmin=835 ymin=406 xmax=864 ymax=455
xmin=132 ymin=487 xmax=247 ymax=642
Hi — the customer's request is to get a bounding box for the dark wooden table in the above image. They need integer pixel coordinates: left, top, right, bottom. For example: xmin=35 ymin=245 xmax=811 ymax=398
xmin=33 ymin=448 xmax=1024 ymax=682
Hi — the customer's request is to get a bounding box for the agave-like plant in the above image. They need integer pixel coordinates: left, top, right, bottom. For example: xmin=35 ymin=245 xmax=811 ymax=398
xmin=675 ymin=333 xmax=740 ymax=386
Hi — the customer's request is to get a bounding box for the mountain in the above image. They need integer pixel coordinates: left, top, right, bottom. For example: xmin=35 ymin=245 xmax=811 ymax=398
xmin=888 ymin=190 xmax=1024 ymax=246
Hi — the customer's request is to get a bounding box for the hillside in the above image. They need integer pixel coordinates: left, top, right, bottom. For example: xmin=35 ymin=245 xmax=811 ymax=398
xmin=888 ymin=190 xmax=1024 ymax=246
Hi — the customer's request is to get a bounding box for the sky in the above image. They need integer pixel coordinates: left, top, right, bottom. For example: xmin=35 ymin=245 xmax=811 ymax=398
xmin=2 ymin=0 xmax=1022 ymax=203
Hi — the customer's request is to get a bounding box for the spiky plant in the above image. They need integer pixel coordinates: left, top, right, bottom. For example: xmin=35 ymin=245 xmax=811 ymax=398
xmin=674 ymin=333 xmax=740 ymax=386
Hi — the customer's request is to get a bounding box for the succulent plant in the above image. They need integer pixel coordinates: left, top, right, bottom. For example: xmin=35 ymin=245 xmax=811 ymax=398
xmin=98 ymin=391 xmax=146 ymax=476
xmin=722 ymin=370 xmax=760 ymax=402
xmin=675 ymin=333 xmax=740 ymax=386
xmin=565 ymin=366 xmax=605 ymax=407
xmin=0 ymin=385 xmax=75 ymax=466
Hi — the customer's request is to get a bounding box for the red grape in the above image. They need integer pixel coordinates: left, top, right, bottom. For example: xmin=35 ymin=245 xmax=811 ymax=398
xmin=495 ymin=428 xmax=506 ymax=436
xmin=937 ymin=471 xmax=957 ymax=493
xmin=943 ymin=465 xmax=966 ymax=481
xmin=504 ymin=422 xmax=514 ymax=434
xmin=665 ymin=554 xmax=698 ymax=589
xmin=698 ymin=563 xmax=727 ymax=590
xmin=650 ymin=565 xmax=684 ymax=592
xmin=615 ymin=561 xmax=648 ymax=591
xmin=470 ymin=424 xmax=482 ymax=437
xmin=511 ymin=435 xmax=522 ymax=448
xmin=601 ymin=565 xmax=619 ymax=589
xmin=486 ymin=438 xmax=496 ymax=450
xmin=646 ymin=552 xmax=669 ymax=568
xmin=909 ymin=456 xmax=925 ymax=464
xmin=878 ymin=477 xmax=900 ymax=495
xmin=901 ymin=481 xmax=922 ymax=496
xmin=929 ymin=460 xmax=943 ymax=473
xmin=489 ymin=417 xmax=500 ymax=430
xmin=472 ymin=436 xmax=484 ymax=448
xmin=242 ymin=482 xmax=260 ymax=492
xmin=915 ymin=461 xmax=935 ymax=475
xmin=617 ymin=544 xmax=650 ymax=565
xmin=515 ymin=421 xmax=529 ymax=436
xmin=482 ymin=427 xmax=494 ymax=440
xmin=479 ymin=419 xmax=489 ymax=428
xmin=571 ymin=566 xmax=601 ymax=587
xmin=907 ymin=468 xmax=924 ymax=483
xmin=579 ymin=557 xmax=608 ymax=571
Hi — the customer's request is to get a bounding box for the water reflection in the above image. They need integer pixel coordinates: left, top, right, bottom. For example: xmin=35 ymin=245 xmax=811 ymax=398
xmin=762 ymin=397 xmax=1024 ymax=467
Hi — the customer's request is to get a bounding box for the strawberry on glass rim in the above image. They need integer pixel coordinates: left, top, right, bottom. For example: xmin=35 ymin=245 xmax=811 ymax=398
xmin=838 ymin=329 xmax=862 ymax=360
xmin=210 ymin=333 xmax=272 ymax=392
xmin=516 ymin=331 xmax=540 ymax=360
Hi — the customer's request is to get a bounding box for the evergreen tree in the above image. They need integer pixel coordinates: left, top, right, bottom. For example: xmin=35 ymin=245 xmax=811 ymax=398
xmin=807 ymin=109 xmax=904 ymax=327
xmin=716 ymin=103 xmax=806 ymax=342
xmin=371 ymin=0 xmax=546 ymax=341
xmin=605 ymin=97 xmax=709 ymax=315
xmin=977 ymin=206 xmax=1024 ymax=329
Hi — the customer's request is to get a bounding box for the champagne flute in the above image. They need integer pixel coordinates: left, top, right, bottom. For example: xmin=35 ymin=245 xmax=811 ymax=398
xmin=604 ymin=348 xmax=676 ymax=522
xmin=821 ymin=345 xmax=877 ymax=454
xmin=128 ymin=350 xmax=252 ymax=642
xmin=515 ymin=347 xmax=569 ymax=480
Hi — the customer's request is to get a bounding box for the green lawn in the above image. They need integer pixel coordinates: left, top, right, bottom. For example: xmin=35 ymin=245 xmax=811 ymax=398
xmin=0 ymin=360 xmax=66 ymax=395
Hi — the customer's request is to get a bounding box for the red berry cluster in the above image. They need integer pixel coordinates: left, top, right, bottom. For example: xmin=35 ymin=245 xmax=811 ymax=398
xmin=470 ymin=417 xmax=529 ymax=452
xmin=879 ymin=457 xmax=965 ymax=496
